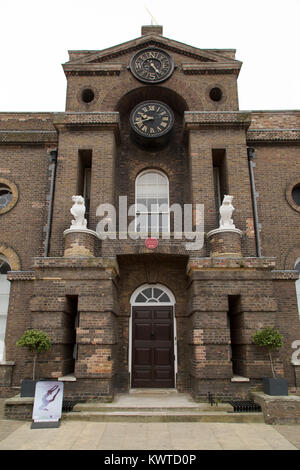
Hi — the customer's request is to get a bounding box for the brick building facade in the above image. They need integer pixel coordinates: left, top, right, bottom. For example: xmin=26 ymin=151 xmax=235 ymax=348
xmin=1 ymin=25 xmax=300 ymax=401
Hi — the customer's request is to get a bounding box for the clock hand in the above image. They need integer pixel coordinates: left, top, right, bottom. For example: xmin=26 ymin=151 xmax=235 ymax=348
xmin=135 ymin=116 xmax=154 ymax=124
xmin=150 ymin=62 xmax=161 ymax=74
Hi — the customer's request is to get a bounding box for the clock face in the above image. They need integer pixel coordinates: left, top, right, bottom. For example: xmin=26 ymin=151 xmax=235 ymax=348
xmin=130 ymin=48 xmax=174 ymax=83
xmin=130 ymin=101 xmax=174 ymax=139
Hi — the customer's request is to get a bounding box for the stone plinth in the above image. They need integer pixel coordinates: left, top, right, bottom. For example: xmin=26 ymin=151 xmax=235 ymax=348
xmin=207 ymin=227 xmax=243 ymax=258
xmin=251 ymin=391 xmax=300 ymax=424
xmin=63 ymin=229 xmax=98 ymax=258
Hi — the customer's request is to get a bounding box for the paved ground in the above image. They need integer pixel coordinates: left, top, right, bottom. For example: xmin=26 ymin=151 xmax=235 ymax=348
xmin=0 ymin=420 xmax=299 ymax=450
xmin=0 ymin=398 xmax=299 ymax=450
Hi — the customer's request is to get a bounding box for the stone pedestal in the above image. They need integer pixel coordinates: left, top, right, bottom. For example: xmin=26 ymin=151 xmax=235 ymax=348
xmin=207 ymin=227 xmax=243 ymax=258
xmin=63 ymin=229 xmax=98 ymax=258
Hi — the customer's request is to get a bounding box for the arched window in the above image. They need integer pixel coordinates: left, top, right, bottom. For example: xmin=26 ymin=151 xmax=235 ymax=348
xmin=135 ymin=170 xmax=169 ymax=233
xmin=0 ymin=255 xmax=11 ymax=362
xmin=295 ymin=259 xmax=300 ymax=318
xmin=0 ymin=184 xmax=12 ymax=210
xmin=131 ymin=283 xmax=175 ymax=305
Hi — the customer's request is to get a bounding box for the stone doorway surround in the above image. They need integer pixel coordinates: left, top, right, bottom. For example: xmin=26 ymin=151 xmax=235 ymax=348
xmin=129 ymin=284 xmax=177 ymax=389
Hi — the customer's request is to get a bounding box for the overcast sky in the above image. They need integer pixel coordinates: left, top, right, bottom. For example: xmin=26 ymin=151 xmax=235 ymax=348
xmin=0 ymin=0 xmax=299 ymax=112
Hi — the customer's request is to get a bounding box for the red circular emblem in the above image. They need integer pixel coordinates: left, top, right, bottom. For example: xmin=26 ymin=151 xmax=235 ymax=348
xmin=145 ymin=237 xmax=158 ymax=249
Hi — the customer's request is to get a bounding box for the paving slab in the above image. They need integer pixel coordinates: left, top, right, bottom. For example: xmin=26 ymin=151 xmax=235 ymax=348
xmin=272 ymin=425 xmax=300 ymax=449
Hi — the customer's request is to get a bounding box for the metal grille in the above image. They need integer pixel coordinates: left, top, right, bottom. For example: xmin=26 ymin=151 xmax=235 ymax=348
xmin=228 ymin=400 xmax=262 ymax=413
xmin=62 ymin=400 xmax=82 ymax=412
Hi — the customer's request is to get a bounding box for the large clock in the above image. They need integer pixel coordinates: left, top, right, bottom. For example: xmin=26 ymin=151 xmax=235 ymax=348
xmin=130 ymin=101 xmax=174 ymax=140
xmin=130 ymin=48 xmax=174 ymax=83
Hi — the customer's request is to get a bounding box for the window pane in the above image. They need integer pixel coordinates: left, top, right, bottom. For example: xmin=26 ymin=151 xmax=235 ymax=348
xmin=147 ymin=199 xmax=158 ymax=212
xmin=136 ymin=214 xmax=148 ymax=232
xmin=156 ymin=174 xmax=166 ymax=184
xmin=156 ymin=185 xmax=168 ymax=197
xmin=139 ymin=173 xmax=157 ymax=184
xmin=136 ymin=199 xmax=148 ymax=212
xmin=136 ymin=293 xmax=147 ymax=302
xmin=159 ymin=213 xmax=169 ymax=232
xmin=136 ymin=172 xmax=169 ymax=233
xmin=158 ymin=200 xmax=169 ymax=212
xmin=149 ymin=214 xmax=159 ymax=231
xmin=153 ymin=288 xmax=163 ymax=298
xmin=142 ymin=288 xmax=152 ymax=299
xmin=159 ymin=293 xmax=170 ymax=302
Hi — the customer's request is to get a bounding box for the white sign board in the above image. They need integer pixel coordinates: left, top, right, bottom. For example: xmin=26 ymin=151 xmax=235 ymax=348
xmin=32 ymin=381 xmax=64 ymax=423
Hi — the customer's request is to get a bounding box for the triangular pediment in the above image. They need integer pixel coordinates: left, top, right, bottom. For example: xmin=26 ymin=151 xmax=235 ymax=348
xmin=63 ymin=32 xmax=242 ymax=74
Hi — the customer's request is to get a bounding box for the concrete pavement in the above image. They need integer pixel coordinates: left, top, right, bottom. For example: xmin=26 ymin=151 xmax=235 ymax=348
xmin=0 ymin=418 xmax=298 ymax=450
xmin=0 ymin=397 xmax=299 ymax=450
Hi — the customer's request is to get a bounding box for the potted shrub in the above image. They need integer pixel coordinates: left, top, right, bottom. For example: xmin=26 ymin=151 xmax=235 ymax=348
xmin=252 ymin=327 xmax=288 ymax=396
xmin=17 ymin=329 xmax=51 ymax=397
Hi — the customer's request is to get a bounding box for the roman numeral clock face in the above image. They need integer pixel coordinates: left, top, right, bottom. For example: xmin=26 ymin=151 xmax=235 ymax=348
xmin=130 ymin=101 xmax=174 ymax=140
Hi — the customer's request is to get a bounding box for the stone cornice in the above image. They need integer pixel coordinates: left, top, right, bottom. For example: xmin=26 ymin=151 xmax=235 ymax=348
xmin=65 ymin=36 xmax=242 ymax=70
xmin=0 ymin=130 xmax=58 ymax=145
xmin=33 ymin=256 xmax=120 ymax=277
xmin=247 ymin=129 xmax=300 ymax=143
xmin=272 ymin=270 xmax=299 ymax=280
xmin=63 ymin=63 xmax=123 ymax=77
xmin=7 ymin=271 xmax=35 ymax=281
xmin=182 ymin=63 xmax=241 ymax=75
xmin=53 ymin=112 xmax=120 ymax=140
xmin=184 ymin=111 xmax=251 ymax=130
xmin=187 ymin=257 xmax=276 ymax=276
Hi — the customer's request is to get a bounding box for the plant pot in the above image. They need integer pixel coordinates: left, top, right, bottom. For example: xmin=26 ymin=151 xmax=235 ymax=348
xmin=263 ymin=377 xmax=288 ymax=396
xmin=20 ymin=379 xmax=37 ymax=397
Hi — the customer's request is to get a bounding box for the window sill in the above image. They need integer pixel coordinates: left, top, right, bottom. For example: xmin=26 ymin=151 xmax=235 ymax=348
xmin=57 ymin=374 xmax=76 ymax=382
xmin=231 ymin=375 xmax=250 ymax=383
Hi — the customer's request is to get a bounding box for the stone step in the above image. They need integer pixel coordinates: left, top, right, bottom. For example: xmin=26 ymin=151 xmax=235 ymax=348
xmin=62 ymin=410 xmax=264 ymax=423
xmin=129 ymin=388 xmax=179 ymax=395
xmin=73 ymin=402 xmax=233 ymax=412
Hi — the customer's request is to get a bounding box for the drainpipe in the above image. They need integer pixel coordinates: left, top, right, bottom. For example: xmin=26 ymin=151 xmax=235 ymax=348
xmin=247 ymin=147 xmax=262 ymax=257
xmin=44 ymin=149 xmax=57 ymax=257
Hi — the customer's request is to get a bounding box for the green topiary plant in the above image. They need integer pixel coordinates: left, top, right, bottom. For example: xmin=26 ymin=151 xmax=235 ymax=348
xmin=17 ymin=329 xmax=51 ymax=380
xmin=252 ymin=327 xmax=283 ymax=378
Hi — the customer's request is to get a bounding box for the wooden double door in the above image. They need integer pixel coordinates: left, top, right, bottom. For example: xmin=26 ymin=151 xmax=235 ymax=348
xmin=131 ymin=306 xmax=175 ymax=388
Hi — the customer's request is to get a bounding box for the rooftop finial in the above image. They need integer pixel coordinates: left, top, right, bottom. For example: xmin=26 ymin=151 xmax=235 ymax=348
xmin=144 ymin=5 xmax=158 ymax=25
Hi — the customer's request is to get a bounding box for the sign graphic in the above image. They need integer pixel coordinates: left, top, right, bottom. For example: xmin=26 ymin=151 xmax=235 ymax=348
xmin=32 ymin=381 xmax=64 ymax=424
xmin=145 ymin=237 xmax=158 ymax=249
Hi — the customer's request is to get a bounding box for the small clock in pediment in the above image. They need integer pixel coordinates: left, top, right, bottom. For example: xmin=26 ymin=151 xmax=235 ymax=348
xmin=130 ymin=48 xmax=174 ymax=84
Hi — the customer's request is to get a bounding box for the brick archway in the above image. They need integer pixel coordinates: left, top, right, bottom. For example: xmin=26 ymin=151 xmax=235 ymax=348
xmin=100 ymin=76 xmax=203 ymax=112
xmin=284 ymin=246 xmax=300 ymax=270
xmin=0 ymin=244 xmax=21 ymax=270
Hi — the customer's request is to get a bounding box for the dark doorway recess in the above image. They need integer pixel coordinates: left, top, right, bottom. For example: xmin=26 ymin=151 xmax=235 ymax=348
xmin=228 ymin=295 xmax=242 ymax=376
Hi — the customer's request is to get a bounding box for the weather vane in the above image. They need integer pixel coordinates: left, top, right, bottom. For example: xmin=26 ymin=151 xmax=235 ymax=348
xmin=144 ymin=5 xmax=158 ymax=25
